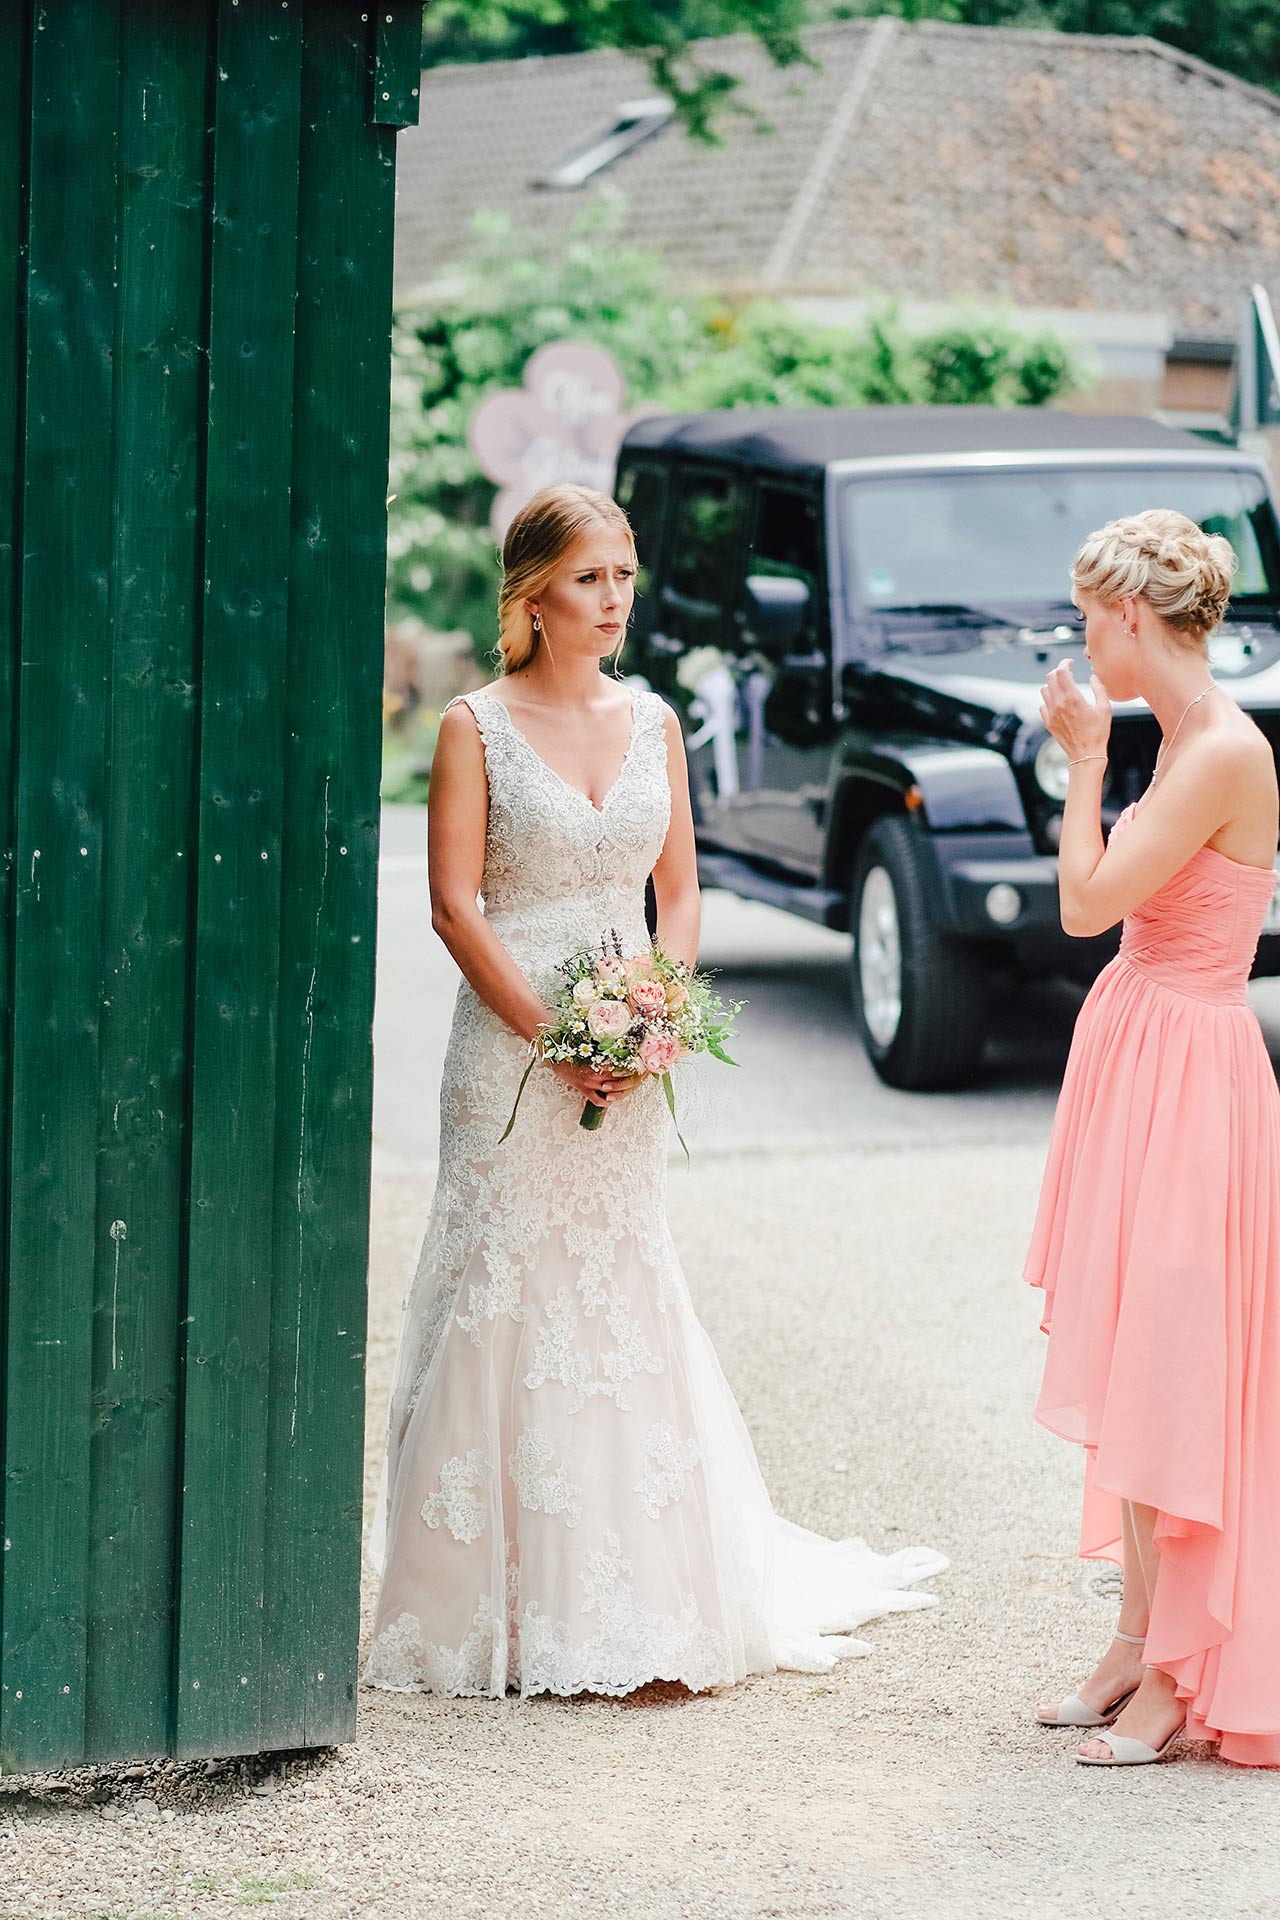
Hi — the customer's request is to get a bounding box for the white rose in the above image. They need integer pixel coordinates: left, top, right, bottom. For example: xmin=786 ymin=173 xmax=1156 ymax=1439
xmin=587 ymin=1000 xmax=630 ymax=1040
xmin=572 ymin=978 xmax=599 ymax=1008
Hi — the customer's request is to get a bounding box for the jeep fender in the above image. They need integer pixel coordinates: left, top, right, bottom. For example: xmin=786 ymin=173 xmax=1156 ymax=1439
xmin=824 ymin=738 xmax=1025 ymax=892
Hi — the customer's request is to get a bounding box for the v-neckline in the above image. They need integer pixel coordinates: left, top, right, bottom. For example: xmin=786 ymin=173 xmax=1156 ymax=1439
xmin=482 ymin=688 xmax=640 ymax=815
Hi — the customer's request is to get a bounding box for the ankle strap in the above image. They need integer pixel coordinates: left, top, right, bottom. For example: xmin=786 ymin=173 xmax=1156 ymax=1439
xmin=1114 ymin=1629 xmax=1146 ymax=1645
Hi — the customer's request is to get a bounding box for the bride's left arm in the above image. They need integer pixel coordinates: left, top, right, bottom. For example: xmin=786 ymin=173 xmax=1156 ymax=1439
xmin=651 ymin=705 xmax=700 ymax=970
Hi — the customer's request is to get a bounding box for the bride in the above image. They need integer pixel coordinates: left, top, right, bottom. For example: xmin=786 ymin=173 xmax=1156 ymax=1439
xmin=365 ymin=483 xmax=946 ymax=1698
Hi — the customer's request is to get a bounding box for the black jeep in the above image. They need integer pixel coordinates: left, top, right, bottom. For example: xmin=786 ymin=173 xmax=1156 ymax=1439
xmin=615 ymin=406 xmax=1280 ymax=1090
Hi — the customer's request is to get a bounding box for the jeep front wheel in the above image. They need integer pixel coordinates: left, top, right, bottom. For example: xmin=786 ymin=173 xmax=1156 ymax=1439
xmin=850 ymin=817 xmax=990 ymax=1090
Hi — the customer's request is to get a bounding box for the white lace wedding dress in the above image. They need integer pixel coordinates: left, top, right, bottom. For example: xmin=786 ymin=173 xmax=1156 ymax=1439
xmin=365 ymin=687 xmax=946 ymax=1698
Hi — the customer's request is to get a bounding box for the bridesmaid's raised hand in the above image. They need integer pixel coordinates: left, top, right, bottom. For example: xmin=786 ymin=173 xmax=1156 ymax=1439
xmin=1039 ymin=659 xmax=1112 ymax=763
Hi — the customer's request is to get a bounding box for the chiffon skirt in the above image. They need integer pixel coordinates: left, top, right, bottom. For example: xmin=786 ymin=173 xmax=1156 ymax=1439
xmin=1025 ymin=955 xmax=1280 ymax=1766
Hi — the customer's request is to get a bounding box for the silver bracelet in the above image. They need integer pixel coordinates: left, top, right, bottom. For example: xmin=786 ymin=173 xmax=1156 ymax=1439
xmin=1067 ymin=755 xmax=1106 ymax=768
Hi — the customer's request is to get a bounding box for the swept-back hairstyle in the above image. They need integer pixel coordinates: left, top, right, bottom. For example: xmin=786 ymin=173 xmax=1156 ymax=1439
xmin=1072 ymin=508 xmax=1235 ymax=647
xmin=497 ymin=483 xmax=636 ymax=673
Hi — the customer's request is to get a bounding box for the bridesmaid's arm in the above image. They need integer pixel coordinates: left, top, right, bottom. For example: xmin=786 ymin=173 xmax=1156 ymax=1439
xmin=651 ymin=704 xmax=701 ymax=970
xmin=427 ymin=703 xmax=551 ymax=1045
xmin=1057 ymin=739 xmax=1243 ymax=937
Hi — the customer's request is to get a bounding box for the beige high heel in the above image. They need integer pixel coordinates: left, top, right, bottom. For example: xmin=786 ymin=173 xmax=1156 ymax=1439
xmin=1035 ymin=1628 xmax=1146 ymax=1729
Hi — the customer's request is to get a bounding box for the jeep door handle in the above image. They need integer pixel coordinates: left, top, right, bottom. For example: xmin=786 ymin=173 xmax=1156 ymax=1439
xmin=781 ymin=650 xmax=826 ymax=672
xmin=648 ymin=631 xmax=684 ymax=656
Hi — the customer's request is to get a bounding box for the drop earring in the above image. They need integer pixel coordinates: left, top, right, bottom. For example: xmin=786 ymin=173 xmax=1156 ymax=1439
xmin=533 ymin=612 xmax=542 ymax=633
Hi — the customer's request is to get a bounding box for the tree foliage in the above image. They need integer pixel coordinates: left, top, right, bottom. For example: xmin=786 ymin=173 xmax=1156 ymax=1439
xmin=820 ymin=0 xmax=1280 ymax=91
xmin=423 ymin=0 xmax=1280 ymax=103
xmin=422 ymin=0 xmax=811 ymax=138
xmin=387 ymin=206 xmax=1082 ymax=650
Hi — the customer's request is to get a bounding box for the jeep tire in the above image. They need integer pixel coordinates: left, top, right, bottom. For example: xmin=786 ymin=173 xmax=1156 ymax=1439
xmin=850 ymin=816 xmax=990 ymax=1090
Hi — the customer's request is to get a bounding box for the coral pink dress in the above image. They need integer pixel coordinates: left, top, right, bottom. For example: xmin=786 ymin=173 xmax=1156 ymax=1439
xmin=1025 ymin=803 xmax=1280 ymax=1766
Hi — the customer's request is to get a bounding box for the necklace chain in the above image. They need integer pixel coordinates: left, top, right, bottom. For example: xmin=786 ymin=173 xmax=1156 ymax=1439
xmin=1152 ymin=684 xmax=1215 ymax=784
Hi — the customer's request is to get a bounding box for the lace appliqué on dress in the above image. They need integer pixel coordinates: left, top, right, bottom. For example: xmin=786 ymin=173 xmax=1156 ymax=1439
xmin=510 ymin=1428 xmax=583 ymax=1527
xmin=421 ymin=1448 xmax=490 ymax=1544
xmin=635 ymin=1422 xmax=702 ymax=1520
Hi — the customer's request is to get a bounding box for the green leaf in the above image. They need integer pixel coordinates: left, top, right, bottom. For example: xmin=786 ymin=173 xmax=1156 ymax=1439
xmin=661 ymin=1070 xmax=691 ymax=1163
xmin=498 ymin=1053 xmax=538 ymax=1145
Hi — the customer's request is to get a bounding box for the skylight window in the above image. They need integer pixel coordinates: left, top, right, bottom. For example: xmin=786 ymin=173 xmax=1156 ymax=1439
xmin=538 ymin=99 xmax=673 ymax=190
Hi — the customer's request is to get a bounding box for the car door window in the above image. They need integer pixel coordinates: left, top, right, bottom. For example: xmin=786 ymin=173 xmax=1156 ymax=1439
xmin=742 ymin=485 xmax=823 ymax=662
xmin=615 ymin=460 xmax=667 ymax=610
xmin=747 ymin=486 xmax=820 ymax=596
xmin=666 ymin=472 xmax=744 ymax=628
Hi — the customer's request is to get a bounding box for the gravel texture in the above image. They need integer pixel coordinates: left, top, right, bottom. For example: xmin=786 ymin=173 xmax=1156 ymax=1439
xmin=4 ymin=1142 xmax=1279 ymax=1920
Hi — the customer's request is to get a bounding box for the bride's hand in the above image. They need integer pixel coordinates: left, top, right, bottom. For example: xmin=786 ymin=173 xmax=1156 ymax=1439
xmin=1039 ymin=659 xmax=1112 ymax=761
xmin=549 ymin=1060 xmax=642 ymax=1109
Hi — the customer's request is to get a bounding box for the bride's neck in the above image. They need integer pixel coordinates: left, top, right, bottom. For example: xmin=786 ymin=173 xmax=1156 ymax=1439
xmin=512 ymin=657 xmax=614 ymax=709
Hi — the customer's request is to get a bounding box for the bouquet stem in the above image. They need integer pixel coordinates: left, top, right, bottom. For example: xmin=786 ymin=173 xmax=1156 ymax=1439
xmin=580 ymin=1100 xmax=607 ymax=1131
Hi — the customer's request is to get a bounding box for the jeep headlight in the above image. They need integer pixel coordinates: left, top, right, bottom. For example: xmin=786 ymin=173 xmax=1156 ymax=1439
xmin=1034 ymin=735 xmax=1071 ymax=804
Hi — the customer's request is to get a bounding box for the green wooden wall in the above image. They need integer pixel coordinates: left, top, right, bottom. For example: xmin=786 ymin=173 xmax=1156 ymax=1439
xmin=0 ymin=0 xmax=421 ymax=1772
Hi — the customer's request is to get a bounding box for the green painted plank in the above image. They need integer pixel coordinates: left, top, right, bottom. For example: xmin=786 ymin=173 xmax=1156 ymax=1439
xmin=83 ymin=5 xmax=210 ymax=1763
xmin=370 ymin=1 xmax=422 ymax=127
xmin=0 ymin=1 xmax=29 ymax=1774
xmin=261 ymin=3 xmax=394 ymax=1748
xmin=1 ymin=0 xmax=119 ymax=1772
xmin=174 ymin=1 xmax=302 ymax=1759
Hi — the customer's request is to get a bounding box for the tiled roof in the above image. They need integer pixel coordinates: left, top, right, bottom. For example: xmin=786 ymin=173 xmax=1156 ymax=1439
xmin=393 ymin=18 xmax=1280 ymax=341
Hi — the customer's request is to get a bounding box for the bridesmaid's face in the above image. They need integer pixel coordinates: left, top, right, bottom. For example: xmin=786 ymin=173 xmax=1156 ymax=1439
xmin=1077 ymin=589 xmax=1140 ymax=702
xmin=530 ymin=529 xmax=636 ymax=661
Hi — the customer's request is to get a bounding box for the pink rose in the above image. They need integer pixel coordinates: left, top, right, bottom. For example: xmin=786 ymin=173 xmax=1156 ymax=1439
xmin=587 ymin=1000 xmax=630 ymax=1040
xmin=623 ymin=955 xmax=655 ymax=983
xmin=639 ymin=1032 xmax=683 ymax=1075
xmin=596 ymin=957 xmax=627 ymax=986
xmin=628 ymin=979 xmax=667 ymax=1018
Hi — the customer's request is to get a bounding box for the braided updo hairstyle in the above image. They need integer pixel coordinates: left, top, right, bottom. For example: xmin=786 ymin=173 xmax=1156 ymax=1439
xmin=1071 ymin=508 xmax=1236 ymax=647
xmin=496 ymin=483 xmax=636 ymax=674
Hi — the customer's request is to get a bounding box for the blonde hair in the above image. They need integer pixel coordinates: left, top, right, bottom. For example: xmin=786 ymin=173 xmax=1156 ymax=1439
xmin=496 ymin=483 xmax=636 ymax=674
xmin=1071 ymin=508 xmax=1236 ymax=646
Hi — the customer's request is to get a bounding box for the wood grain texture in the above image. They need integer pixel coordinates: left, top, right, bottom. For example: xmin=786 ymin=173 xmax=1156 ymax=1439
xmin=85 ymin=4 xmax=210 ymax=1763
xmin=174 ymin=0 xmax=302 ymax=1759
xmin=1 ymin=0 xmax=119 ymax=1771
xmin=0 ymin=0 xmax=403 ymax=1771
xmin=371 ymin=1 xmax=423 ymax=128
xmin=0 ymin=0 xmax=27 ymax=1776
xmin=261 ymin=4 xmax=392 ymax=1748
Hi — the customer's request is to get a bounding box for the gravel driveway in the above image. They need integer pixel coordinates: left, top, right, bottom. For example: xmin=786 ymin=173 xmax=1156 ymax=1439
xmin=5 ymin=1131 xmax=1279 ymax=1920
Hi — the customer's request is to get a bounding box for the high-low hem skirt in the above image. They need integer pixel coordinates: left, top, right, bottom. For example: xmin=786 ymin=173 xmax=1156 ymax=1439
xmin=1025 ymin=956 xmax=1280 ymax=1768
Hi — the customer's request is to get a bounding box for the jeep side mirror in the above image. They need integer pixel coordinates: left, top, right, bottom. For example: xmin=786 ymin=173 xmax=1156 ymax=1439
xmin=742 ymin=574 xmax=810 ymax=656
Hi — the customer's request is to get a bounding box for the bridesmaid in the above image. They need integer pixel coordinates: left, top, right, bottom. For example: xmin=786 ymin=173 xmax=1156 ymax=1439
xmin=1025 ymin=508 xmax=1280 ymax=1768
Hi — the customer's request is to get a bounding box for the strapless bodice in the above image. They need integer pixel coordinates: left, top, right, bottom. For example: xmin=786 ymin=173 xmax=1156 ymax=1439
xmin=1112 ymin=804 xmax=1277 ymax=1005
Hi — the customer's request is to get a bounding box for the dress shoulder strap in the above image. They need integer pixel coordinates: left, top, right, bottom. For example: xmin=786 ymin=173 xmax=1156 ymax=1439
xmin=632 ymin=686 xmax=671 ymax=750
xmin=447 ymin=687 xmax=507 ymax=744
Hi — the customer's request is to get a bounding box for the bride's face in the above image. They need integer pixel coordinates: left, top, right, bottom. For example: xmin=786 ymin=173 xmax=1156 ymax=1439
xmin=529 ymin=528 xmax=636 ymax=662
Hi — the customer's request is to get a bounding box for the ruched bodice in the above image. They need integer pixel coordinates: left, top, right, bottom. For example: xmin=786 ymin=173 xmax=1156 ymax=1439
xmin=1113 ymin=804 xmax=1277 ymax=1006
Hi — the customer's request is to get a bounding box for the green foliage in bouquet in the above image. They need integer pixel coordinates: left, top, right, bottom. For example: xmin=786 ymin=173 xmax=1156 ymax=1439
xmin=501 ymin=935 xmax=742 ymax=1152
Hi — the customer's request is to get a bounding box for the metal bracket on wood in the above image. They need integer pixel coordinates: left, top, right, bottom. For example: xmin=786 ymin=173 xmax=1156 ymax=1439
xmin=369 ymin=1 xmax=421 ymax=128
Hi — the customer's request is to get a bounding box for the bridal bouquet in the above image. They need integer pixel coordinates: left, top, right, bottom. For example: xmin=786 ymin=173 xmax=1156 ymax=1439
xmin=501 ymin=932 xmax=741 ymax=1149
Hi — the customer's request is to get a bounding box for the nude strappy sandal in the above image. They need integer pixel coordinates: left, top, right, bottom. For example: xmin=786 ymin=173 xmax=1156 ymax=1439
xmin=1075 ymin=1720 xmax=1185 ymax=1766
xmin=1035 ymin=1628 xmax=1145 ymax=1729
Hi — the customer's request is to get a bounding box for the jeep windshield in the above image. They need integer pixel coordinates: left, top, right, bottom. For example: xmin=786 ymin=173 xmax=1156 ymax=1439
xmin=841 ymin=463 xmax=1280 ymax=651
